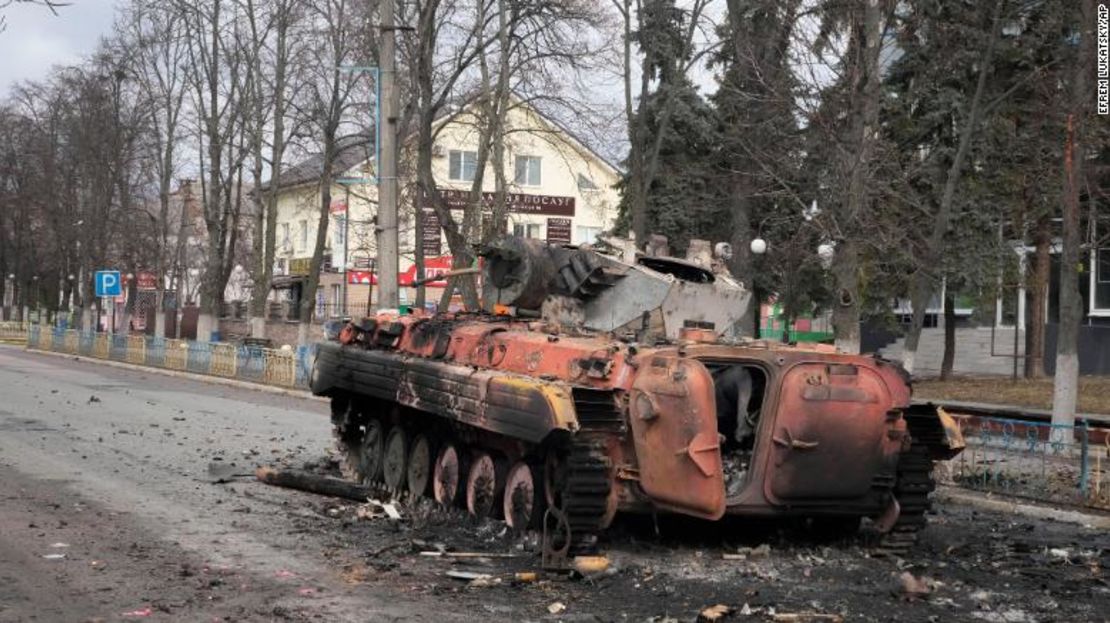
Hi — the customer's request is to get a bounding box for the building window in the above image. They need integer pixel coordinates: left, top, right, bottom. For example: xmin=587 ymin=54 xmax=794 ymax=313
xmin=281 ymin=223 xmax=291 ymax=251
xmin=512 ymin=222 xmax=542 ymax=239
xmin=1095 ymin=248 xmax=1110 ymax=311
xmin=298 ymin=220 xmax=308 ymax=252
xmin=515 ymin=155 xmax=542 ymax=186
xmin=577 ymin=173 xmax=598 ymax=190
xmin=575 ymin=226 xmax=602 ymax=245
xmin=448 ymin=150 xmax=478 ymax=181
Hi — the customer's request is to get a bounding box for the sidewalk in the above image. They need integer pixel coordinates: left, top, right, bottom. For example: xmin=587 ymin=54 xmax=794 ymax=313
xmin=15 ymin=344 xmax=324 ymax=403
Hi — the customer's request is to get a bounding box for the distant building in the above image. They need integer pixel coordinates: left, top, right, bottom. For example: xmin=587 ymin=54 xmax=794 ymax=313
xmin=263 ymin=98 xmax=622 ymax=317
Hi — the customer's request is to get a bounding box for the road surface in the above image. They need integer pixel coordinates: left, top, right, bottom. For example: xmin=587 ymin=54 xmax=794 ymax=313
xmin=0 ymin=345 xmax=1107 ymax=622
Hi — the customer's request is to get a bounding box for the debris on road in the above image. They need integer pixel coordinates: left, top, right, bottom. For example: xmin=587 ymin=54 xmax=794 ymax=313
xmin=547 ymin=601 xmax=566 ymax=614
xmin=419 ymin=551 xmax=520 ymax=559
xmin=771 ymin=613 xmax=844 ymax=622
xmin=572 ymin=555 xmax=610 ymax=576
xmin=696 ymin=604 xmax=732 ymax=622
xmin=723 ymin=544 xmax=772 ymax=560
xmin=255 ymin=466 xmax=373 ymax=501
xmin=205 ymin=462 xmax=254 ymax=483
xmin=121 ymin=607 xmax=153 ymax=617
xmin=445 ymin=570 xmax=491 ymax=581
xmin=893 ymin=571 xmax=933 ymax=600
xmin=41 ymin=553 xmax=66 ymax=560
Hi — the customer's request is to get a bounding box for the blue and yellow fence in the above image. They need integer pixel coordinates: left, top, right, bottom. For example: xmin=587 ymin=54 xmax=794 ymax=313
xmin=0 ymin=321 xmax=28 ymax=343
xmin=26 ymin=326 xmax=315 ymax=390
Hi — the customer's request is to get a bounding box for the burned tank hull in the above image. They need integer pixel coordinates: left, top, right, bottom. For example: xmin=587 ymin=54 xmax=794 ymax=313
xmin=311 ymin=315 xmax=964 ymax=552
xmin=310 ymin=237 xmax=963 ymax=552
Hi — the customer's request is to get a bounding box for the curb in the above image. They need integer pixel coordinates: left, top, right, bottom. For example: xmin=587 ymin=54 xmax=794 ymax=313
xmin=934 ymin=486 xmax=1110 ymax=530
xmin=21 ymin=347 xmax=325 ymax=403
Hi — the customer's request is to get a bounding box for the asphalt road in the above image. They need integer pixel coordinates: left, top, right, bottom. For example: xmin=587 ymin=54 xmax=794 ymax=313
xmin=0 ymin=345 xmax=412 ymax=622
xmin=1 ymin=345 xmax=1108 ymax=623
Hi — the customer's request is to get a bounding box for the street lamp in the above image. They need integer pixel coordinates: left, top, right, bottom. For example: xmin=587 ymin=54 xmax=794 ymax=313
xmin=817 ymin=242 xmax=835 ymax=267
xmin=750 ymin=238 xmax=768 ymax=255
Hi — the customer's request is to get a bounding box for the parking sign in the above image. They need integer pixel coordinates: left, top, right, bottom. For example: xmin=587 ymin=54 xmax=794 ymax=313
xmin=95 ymin=270 xmax=122 ymax=297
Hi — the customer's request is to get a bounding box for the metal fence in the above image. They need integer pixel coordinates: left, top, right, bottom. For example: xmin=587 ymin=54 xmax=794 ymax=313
xmin=0 ymin=321 xmax=28 ymax=343
xmin=25 ymin=325 xmax=316 ymax=390
xmin=936 ymin=414 xmax=1109 ymax=512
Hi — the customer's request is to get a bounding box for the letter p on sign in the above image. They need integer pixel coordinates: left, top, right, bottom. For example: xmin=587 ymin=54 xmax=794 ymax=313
xmin=95 ymin=271 xmax=122 ymax=297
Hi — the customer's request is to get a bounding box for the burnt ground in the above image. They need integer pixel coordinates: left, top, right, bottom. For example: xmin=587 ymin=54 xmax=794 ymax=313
xmin=0 ymin=346 xmax=1108 ymax=622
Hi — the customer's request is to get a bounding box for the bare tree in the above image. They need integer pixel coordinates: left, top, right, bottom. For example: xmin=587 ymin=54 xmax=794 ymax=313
xmin=176 ymin=0 xmax=253 ymax=341
xmin=123 ymin=0 xmax=190 ymax=337
xmin=243 ymin=0 xmax=301 ymax=338
xmin=409 ymin=0 xmax=612 ymax=310
xmin=293 ymin=0 xmax=371 ymax=344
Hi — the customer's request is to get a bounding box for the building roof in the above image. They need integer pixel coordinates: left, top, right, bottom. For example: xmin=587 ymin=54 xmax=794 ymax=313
xmin=261 ymin=96 xmax=620 ymax=192
xmin=259 ymin=134 xmax=374 ymax=192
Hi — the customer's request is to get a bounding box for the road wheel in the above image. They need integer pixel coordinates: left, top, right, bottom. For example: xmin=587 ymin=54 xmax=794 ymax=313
xmin=433 ymin=443 xmax=468 ymax=507
xmin=466 ymin=452 xmax=504 ymax=518
xmin=407 ymin=435 xmax=434 ymax=497
xmin=382 ymin=427 xmax=409 ymax=492
xmin=504 ymin=461 xmax=545 ymax=531
xmin=359 ymin=419 xmax=387 ymax=484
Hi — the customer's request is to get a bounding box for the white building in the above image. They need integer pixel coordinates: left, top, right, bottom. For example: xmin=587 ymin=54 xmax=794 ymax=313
xmin=266 ymin=98 xmax=622 ymax=315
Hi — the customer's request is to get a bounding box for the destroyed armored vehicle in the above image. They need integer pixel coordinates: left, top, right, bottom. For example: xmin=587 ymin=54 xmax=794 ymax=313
xmin=310 ymin=235 xmax=964 ymax=553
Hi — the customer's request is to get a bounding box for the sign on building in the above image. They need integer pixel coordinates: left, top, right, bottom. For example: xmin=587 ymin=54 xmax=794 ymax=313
xmin=289 ymin=258 xmax=313 ymax=275
xmin=546 ymin=218 xmax=572 ymax=245
xmin=421 ymin=208 xmax=442 ymax=257
xmin=428 ymin=190 xmax=575 ymax=216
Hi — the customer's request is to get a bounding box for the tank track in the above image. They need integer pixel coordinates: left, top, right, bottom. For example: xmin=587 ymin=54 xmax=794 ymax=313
xmin=560 ymin=438 xmax=612 ymax=553
xmin=876 ymin=443 xmax=935 ymax=555
xmin=333 ymin=422 xmax=365 ymax=482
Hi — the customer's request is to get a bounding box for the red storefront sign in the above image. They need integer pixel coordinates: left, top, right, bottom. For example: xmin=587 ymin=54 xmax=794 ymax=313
xmin=136 ymin=271 xmax=158 ymax=290
xmin=347 ymin=256 xmax=456 ymax=288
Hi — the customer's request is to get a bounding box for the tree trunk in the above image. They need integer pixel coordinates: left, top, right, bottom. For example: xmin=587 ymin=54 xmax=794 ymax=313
xmin=727 ymin=177 xmax=756 ymax=336
xmin=831 ymin=0 xmax=882 ymax=355
xmin=901 ymin=274 xmax=933 ymax=375
xmin=1024 ymin=214 xmax=1050 ymax=378
xmin=299 ymin=140 xmax=336 ymax=345
xmin=1053 ymin=114 xmax=1084 ymax=432
xmin=1051 ymin=0 xmax=1093 ymax=436
xmin=831 ymin=239 xmax=862 ymax=354
xmin=939 ymin=291 xmax=956 ymax=380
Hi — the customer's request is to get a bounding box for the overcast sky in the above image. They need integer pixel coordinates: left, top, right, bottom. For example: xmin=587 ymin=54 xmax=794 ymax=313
xmin=0 ymin=0 xmax=121 ymax=96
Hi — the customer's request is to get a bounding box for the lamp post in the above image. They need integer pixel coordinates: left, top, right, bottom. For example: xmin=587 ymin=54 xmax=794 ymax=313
xmin=337 ymin=61 xmax=396 ymax=309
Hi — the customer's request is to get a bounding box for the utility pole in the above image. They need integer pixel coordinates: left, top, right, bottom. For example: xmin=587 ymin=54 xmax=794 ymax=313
xmin=377 ymin=0 xmax=400 ymax=309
